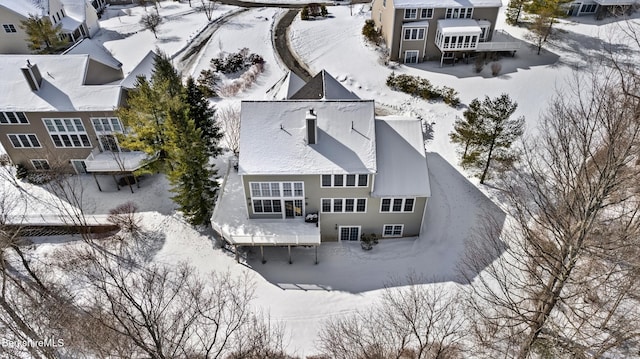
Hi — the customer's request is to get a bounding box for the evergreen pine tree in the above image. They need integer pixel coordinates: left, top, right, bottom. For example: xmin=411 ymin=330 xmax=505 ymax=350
xmin=185 ymin=77 xmax=223 ymax=158
xmin=166 ymin=109 xmax=218 ymax=225
xmin=450 ymin=94 xmax=524 ymax=184
xmin=505 ymin=0 xmax=528 ymax=25
xmin=450 ymin=98 xmax=482 ymax=160
xmin=117 ymin=52 xmax=219 ymax=225
xmin=20 ymin=15 xmax=67 ymax=54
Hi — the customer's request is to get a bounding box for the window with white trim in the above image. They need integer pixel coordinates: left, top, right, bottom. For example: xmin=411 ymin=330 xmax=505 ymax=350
xmin=31 ymin=159 xmax=50 ymax=171
xmin=321 ymin=198 xmax=367 ymax=213
xmin=580 ymin=3 xmax=597 ymax=12
xmin=420 ymin=8 xmax=433 ymax=18
xmin=404 ymin=8 xmax=417 ymax=19
xmin=2 ymin=24 xmax=16 ymax=33
xmin=7 ymin=134 xmax=40 ymax=148
xmin=1 ymin=112 xmax=28 ymax=124
xmin=404 ymin=28 xmax=425 ymax=40
xmin=91 ymin=117 xmax=123 ymax=133
xmin=43 ymin=118 xmax=91 ymax=148
xmin=321 ymin=174 xmax=368 ymax=187
xmin=252 ymin=199 xmax=282 ymax=213
xmin=445 ymin=8 xmax=473 ymax=19
xmin=380 ymin=198 xmax=415 ymax=213
xmin=250 ymin=182 xmax=303 ymax=197
xmin=383 ymin=224 xmax=404 ymax=237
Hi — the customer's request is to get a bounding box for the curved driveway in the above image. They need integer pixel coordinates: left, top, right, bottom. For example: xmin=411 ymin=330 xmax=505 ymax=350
xmin=177 ymin=0 xmax=370 ymax=80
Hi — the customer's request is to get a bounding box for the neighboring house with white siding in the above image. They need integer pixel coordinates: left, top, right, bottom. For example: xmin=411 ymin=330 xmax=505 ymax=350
xmin=212 ymin=71 xmax=431 ymax=255
xmin=0 ymin=0 xmax=103 ymax=54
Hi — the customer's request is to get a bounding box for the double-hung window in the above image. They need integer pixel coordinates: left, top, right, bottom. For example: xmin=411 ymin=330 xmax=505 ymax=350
xmin=420 ymin=8 xmax=433 ymax=18
xmin=445 ymin=7 xmax=473 ymax=19
xmin=321 ymin=174 xmax=368 ymax=187
xmin=380 ymin=198 xmax=415 ymax=213
xmin=404 ymin=28 xmax=425 ymax=40
xmin=404 ymin=8 xmax=418 ymax=19
xmin=321 ymin=198 xmax=367 ymax=213
xmin=383 ymin=224 xmax=404 ymax=237
xmin=2 ymin=24 xmax=16 ymax=33
xmin=43 ymin=118 xmax=91 ymax=148
xmin=7 ymin=134 xmax=40 ymax=148
xmin=1 ymin=112 xmax=28 ymax=124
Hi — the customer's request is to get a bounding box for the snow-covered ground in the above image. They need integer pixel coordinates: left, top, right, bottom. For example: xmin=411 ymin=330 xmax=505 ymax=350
xmin=4 ymin=0 xmax=640 ymax=356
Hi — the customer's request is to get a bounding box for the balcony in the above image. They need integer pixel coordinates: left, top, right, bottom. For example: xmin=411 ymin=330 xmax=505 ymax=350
xmin=84 ymin=147 xmax=158 ymax=173
xmin=211 ymin=159 xmax=321 ymax=263
xmin=476 ymin=30 xmax=522 ymax=52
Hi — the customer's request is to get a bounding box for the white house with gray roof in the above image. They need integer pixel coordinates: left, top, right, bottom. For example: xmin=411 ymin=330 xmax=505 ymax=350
xmin=0 ymin=0 xmax=102 ymax=54
xmin=211 ymin=71 xmax=431 ymax=259
xmin=372 ymin=0 xmax=522 ymax=64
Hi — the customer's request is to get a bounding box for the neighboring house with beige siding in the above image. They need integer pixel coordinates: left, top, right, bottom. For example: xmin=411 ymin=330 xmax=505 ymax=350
xmin=372 ymin=0 xmax=522 ymax=64
xmin=0 ymin=0 xmax=103 ymax=54
xmin=212 ymin=71 xmax=431 ymax=258
xmin=0 ymin=53 xmax=153 ymax=179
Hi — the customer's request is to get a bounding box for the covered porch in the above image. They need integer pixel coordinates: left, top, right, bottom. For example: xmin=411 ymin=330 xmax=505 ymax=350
xmin=84 ymin=148 xmax=158 ymax=193
xmin=211 ymin=160 xmax=321 ymax=264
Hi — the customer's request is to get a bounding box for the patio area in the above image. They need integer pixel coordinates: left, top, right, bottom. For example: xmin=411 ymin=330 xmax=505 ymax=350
xmin=211 ymin=161 xmax=321 ymax=264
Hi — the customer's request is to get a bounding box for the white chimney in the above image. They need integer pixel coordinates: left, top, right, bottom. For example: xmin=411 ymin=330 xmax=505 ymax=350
xmin=306 ymin=108 xmax=317 ymax=145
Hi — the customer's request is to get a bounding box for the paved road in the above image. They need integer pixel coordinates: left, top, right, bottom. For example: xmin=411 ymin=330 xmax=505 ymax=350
xmin=176 ymin=0 xmax=370 ymax=81
xmin=273 ymin=9 xmax=313 ymax=81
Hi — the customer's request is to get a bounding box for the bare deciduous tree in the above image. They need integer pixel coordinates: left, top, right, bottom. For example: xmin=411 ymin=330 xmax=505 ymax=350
xmin=217 ymin=103 xmax=241 ymax=155
xmin=201 ymin=0 xmax=218 ymax=22
xmin=460 ymin=67 xmax=640 ymax=358
xmin=140 ymin=13 xmax=162 ymax=39
xmin=318 ymin=275 xmax=465 ymax=358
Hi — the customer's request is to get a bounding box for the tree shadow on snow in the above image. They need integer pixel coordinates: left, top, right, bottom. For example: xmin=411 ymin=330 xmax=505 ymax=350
xmin=245 ymin=153 xmax=506 ymax=294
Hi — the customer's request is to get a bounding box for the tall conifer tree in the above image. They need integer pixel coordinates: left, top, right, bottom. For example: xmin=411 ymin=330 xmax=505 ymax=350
xmin=185 ymin=77 xmax=223 ymax=158
xmin=20 ymin=15 xmax=66 ymax=54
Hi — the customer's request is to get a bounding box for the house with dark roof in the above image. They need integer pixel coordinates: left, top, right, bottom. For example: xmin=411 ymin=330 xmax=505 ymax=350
xmin=211 ymin=71 xmax=431 ymax=259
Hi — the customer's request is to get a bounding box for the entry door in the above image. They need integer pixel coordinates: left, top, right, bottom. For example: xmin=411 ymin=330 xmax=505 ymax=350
xmin=404 ymin=50 xmax=419 ymax=63
xmin=284 ymin=200 xmax=295 ymax=218
xmin=339 ymin=226 xmax=360 ymax=241
xmin=71 ymin=160 xmax=87 ymax=174
xmin=99 ymin=135 xmax=119 ymax=152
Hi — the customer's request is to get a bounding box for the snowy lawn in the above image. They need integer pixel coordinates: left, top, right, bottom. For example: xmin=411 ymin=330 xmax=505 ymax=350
xmin=289 ymin=5 xmax=640 ymax=175
xmin=95 ymin=1 xmax=239 ymax=74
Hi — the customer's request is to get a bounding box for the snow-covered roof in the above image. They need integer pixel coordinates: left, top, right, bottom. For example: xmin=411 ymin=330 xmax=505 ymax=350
xmin=0 ymin=0 xmax=47 ymax=18
xmin=372 ymin=117 xmax=430 ymax=197
xmin=268 ymin=71 xmax=306 ymax=100
xmin=437 ymin=19 xmax=481 ymax=34
xmin=239 ymin=100 xmax=377 ymax=175
xmin=402 ymin=20 xmax=431 ymax=27
xmin=63 ymin=38 xmax=122 ymax=70
xmin=211 ymin=163 xmax=321 ymax=246
xmin=393 ymin=0 xmax=501 ymax=8
xmin=120 ymin=51 xmax=156 ymax=89
xmin=0 ymin=55 xmax=122 ymax=112
xmin=60 ymin=0 xmax=88 ymax=22
xmin=59 ymin=14 xmax=83 ymax=32
xmin=290 ymin=70 xmax=359 ymax=100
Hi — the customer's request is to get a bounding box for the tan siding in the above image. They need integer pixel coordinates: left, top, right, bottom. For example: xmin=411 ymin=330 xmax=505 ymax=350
xmin=85 ymin=59 xmax=124 ymax=85
xmin=0 ymin=110 xmax=116 ymax=172
xmin=241 ymin=174 xmax=427 ymax=242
